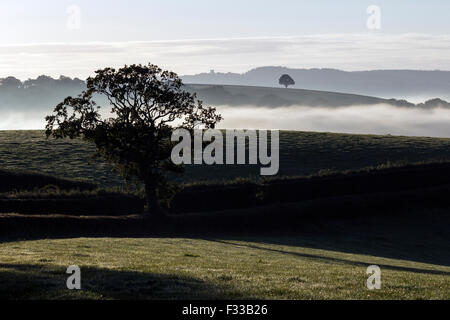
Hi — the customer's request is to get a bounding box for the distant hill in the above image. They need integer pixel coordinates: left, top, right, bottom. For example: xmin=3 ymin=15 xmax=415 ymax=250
xmin=182 ymin=67 xmax=450 ymax=101
xmin=1 ymin=75 xmax=450 ymax=111
xmin=184 ymin=84 xmax=449 ymax=108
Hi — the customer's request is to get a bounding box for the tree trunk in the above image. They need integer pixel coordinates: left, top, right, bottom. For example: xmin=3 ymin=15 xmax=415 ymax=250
xmin=145 ymin=183 xmax=165 ymax=217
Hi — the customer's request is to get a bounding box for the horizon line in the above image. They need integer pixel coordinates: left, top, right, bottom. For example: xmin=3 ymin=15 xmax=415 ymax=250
xmin=2 ymin=67 xmax=450 ymax=82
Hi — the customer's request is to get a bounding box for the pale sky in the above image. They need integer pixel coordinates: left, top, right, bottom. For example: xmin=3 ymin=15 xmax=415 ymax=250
xmin=1 ymin=0 xmax=449 ymax=79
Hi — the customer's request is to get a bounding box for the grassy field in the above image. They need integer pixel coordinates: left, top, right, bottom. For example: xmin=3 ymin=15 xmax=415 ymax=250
xmin=2 ymin=130 xmax=450 ymax=187
xmin=1 ymin=129 xmax=449 ymax=300
xmin=1 ymin=210 xmax=449 ymax=300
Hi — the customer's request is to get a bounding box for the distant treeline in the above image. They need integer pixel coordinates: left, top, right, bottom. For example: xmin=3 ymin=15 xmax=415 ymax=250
xmin=0 ymin=75 xmax=85 ymax=110
xmin=2 ymin=75 xmax=450 ymax=110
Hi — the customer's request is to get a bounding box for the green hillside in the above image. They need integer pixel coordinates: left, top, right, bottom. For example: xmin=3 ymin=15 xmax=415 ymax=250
xmin=2 ymin=130 xmax=450 ymax=188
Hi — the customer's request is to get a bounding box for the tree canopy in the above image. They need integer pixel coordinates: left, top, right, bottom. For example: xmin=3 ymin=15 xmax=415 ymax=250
xmin=45 ymin=63 xmax=222 ymax=215
xmin=279 ymin=74 xmax=295 ymax=88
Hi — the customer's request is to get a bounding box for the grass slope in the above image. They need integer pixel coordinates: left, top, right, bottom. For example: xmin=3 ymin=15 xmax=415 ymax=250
xmin=1 ymin=130 xmax=449 ymax=300
xmin=185 ymin=83 xmax=447 ymax=108
xmin=1 ymin=209 xmax=449 ymax=300
xmin=184 ymin=83 xmax=392 ymax=107
xmin=2 ymin=130 xmax=450 ymax=188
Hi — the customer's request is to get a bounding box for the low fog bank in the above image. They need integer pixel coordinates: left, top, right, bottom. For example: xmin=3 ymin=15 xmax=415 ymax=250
xmin=215 ymin=104 xmax=450 ymax=138
xmin=3 ymin=104 xmax=450 ymax=138
xmin=0 ymin=108 xmax=117 ymax=131
xmin=0 ymin=111 xmax=47 ymax=130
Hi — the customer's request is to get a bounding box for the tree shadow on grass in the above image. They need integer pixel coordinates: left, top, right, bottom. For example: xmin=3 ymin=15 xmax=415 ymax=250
xmin=206 ymin=239 xmax=450 ymax=277
xmin=205 ymin=209 xmax=450 ymax=269
xmin=1 ymin=206 xmax=449 ymax=269
xmin=0 ymin=263 xmax=231 ymax=300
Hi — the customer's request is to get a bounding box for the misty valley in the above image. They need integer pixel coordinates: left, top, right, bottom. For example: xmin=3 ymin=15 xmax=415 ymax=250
xmin=0 ymin=0 xmax=449 ymax=307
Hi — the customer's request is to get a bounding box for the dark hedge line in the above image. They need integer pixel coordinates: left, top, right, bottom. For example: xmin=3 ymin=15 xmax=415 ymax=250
xmin=2 ymin=184 xmax=450 ymax=238
xmin=3 ymin=162 xmax=450 ymax=216
xmin=0 ymin=195 xmax=144 ymax=216
xmin=170 ymin=183 xmax=259 ymax=213
xmin=170 ymin=162 xmax=450 ymax=213
xmin=0 ymin=169 xmax=97 ymax=192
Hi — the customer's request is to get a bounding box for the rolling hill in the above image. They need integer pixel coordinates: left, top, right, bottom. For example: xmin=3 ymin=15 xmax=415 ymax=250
xmin=184 ymin=83 xmax=423 ymax=108
xmin=182 ymin=67 xmax=450 ymax=101
xmin=1 ymin=75 xmax=449 ymax=112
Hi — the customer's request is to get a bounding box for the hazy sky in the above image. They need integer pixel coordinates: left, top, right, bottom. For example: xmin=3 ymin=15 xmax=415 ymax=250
xmin=1 ymin=0 xmax=450 ymax=79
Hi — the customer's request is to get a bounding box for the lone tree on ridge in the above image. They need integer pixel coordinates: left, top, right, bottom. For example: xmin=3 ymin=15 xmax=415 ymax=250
xmin=279 ymin=74 xmax=295 ymax=88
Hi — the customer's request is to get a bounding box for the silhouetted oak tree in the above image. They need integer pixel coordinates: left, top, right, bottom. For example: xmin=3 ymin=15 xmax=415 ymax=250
xmin=279 ymin=74 xmax=295 ymax=88
xmin=45 ymin=64 xmax=222 ymax=216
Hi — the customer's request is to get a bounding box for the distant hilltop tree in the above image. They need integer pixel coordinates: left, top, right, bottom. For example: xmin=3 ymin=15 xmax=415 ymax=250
xmin=279 ymin=74 xmax=295 ymax=88
xmin=45 ymin=63 xmax=222 ymax=217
